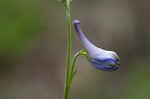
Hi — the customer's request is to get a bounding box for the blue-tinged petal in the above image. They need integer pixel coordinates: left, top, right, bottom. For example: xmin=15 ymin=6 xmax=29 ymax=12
xmin=89 ymin=57 xmax=119 ymax=71
xmin=73 ymin=20 xmax=103 ymax=54
xmin=73 ymin=20 xmax=120 ymax=71
xmin=90 ymin=60 xmax=118 ymax=71
xmin=94 ymin=58 xmax=118 ymax=65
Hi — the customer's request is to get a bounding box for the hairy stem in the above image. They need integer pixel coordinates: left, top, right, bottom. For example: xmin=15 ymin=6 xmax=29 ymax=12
xmin=64 ymin=9 xmax=71 ymax=99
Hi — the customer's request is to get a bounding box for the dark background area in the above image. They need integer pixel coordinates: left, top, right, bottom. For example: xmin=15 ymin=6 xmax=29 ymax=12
xmin=0 ymin=0 xmax=150 ymax=99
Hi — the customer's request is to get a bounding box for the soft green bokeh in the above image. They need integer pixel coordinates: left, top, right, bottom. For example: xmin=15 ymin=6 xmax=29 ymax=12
xmin=0 ymin=0 xmax=41 ymax=71
xmin=124 ymin=57 xmax=150 ymax=99
xmin=0 ymin=0 xmax=150 ymax=99
xmin=0 ymin=0 xmax=40 ymax=55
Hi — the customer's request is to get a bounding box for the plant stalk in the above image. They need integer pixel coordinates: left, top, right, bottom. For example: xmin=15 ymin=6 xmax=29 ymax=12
xmin=64 ymin=9 xmax=71 ymax=99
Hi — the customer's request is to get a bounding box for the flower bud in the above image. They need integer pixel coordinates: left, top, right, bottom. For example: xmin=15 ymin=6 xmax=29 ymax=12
xmin=73 ymin=20 xmax=119 ymax=71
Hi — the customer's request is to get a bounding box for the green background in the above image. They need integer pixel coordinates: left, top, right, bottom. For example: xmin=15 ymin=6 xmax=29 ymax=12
xmin=0 ymin=0 xmax=150 ymax=99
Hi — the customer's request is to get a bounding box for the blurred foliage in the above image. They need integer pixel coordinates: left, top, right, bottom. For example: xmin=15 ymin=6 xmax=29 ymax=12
xmin=0 ymin=0 xmax=150 ymax=99
xmin=0 ymin=0 xmax=42 ymax=71
xmin=0 ymin=0 xmax=41 ymax=55
xmin=124 ymin=57 xmax=150 ymax=99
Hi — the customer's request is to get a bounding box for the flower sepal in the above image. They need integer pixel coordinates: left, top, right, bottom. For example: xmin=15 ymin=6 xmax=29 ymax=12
xmin=73 ymin=20 xmax=120 ymax=72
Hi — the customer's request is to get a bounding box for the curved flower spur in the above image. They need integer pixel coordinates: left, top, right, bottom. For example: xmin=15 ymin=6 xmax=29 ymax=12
xmin=73 ymin=20 xmax=120 ymax=71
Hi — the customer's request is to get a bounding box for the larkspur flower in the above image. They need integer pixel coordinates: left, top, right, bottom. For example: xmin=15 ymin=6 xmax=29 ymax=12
xmin=73 ymin=20 xmax=119 ymax=71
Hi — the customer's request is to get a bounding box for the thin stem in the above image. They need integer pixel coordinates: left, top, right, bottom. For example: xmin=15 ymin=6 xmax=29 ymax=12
xmin=69 ymin=49 xmax=86 ymax=84
xmin=70 ymin=53 xmax=79 ymax=82
xmin=64 ymin=9 xmax=71 ymax=99
xmin=64 ymin=49 xmax=87 ymax=99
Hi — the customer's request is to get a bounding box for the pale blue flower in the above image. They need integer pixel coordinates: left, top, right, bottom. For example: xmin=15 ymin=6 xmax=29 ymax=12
xmin=73 ymin=20 xmax=119 ymax=71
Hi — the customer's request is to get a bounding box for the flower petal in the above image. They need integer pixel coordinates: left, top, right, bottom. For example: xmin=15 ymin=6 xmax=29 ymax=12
xmin=73 ymin=20 xmax=119 ymax=71
xmin=90 ymin=60 xmax=118 ymax=71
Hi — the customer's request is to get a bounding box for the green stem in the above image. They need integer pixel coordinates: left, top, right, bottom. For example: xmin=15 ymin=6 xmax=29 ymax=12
xmin=64 ymin=9 xmax=71 ymax=99
xmin=69 ymin=49 xmax=86 ymax=84
xmin=62 ymin=1 xmax=86 ymax=99
xmin=64 ymin=49 xmax=87 ymax=99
